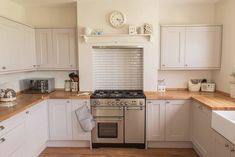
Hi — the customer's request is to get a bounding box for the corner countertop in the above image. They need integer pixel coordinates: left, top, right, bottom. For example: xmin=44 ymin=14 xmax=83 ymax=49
xmin=145 ymin=91 xmax=235 ymax=110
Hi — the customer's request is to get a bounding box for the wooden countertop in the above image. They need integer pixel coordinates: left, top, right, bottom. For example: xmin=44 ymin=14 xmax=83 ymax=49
xmin=1 ymin=90 xmax=235 ymax=122
xmin=145 ymin=91 xmax=235 ymax=110
xmin=0 ymin=91 xmax=91 ymax=122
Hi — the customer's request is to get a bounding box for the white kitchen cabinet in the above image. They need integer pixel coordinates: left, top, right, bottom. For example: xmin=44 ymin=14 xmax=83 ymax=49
xmin=147 ymin=100 xmax=165 ymax=141
xmin=36 ymin=28 xmax=77 ymax=70
xmin=161 ymin=27 xmax=185 ymax=69
xmin=160 ymin=25 xmax=222 ymax=70
xmin=185 ymin=26 xmax=222 ymax=68
xmin=214 ymin=131 xmax=231 ymax=157
xmin=0 ymin=121 xmax=25 ymax=157
xmin=0 ymin=17 xmax=36 ymax=73
xmin=72 ymin=100 xmax=91 ymax=141
xmin=48 ymin=99 xmax=73 ymax=140
xmin=22 ymin=26 xmax=36 ymax=70
xmin=165 ymin=100 xmax=190 ymax=141
xmin=191 ymin=101 xmax=214 ymax=157
xmin=52 ymin=29 xmax=76 ymax=69
xmin=35 ymin=29 xmax=54 ymax=69
xmin=24 ymin=100 xmax=48 ymax=157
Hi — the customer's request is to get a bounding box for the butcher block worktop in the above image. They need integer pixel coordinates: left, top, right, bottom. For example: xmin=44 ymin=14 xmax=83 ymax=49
xmin=1 ymin=90 xmax=235 ymax=122
xmin=145 ymin=91 xmax=235 ymax=110
xmin=0 ymin=91 xmax=91 ymax=122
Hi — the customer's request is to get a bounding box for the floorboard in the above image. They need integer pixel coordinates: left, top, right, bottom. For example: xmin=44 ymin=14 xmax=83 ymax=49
xmin=39 ymin=147 xmax=199 ymax=157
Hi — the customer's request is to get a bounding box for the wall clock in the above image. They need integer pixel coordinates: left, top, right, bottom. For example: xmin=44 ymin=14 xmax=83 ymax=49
xmin=109 ymin=11 xmax=126 ymax=28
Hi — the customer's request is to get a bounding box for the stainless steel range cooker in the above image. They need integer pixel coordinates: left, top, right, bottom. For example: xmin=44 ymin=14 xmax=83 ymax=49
xmin=91 ymin=90 xmax=146 ymax=148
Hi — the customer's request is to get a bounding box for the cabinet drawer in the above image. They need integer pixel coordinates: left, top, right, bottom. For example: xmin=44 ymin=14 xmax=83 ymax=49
xmin=0 ymin=112 xmax=26 ymax=137
xmin=0 ymin=122 xmax=25 ymax=157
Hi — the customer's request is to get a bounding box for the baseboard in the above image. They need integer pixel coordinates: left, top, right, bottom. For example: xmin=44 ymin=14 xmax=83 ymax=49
xmin=46 ymin=140 xmax=91 ymax=148
xmin=147 ymin=141 xmax=193 ymax=148
xmin=33 ymin=144 xmax=47 ymax=157
xmin=192 ymin=144 xmax=203 ymax=157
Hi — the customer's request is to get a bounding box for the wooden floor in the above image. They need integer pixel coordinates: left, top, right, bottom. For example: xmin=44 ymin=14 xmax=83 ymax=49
xmin=39 ymin=147 xmax=199 ymax=157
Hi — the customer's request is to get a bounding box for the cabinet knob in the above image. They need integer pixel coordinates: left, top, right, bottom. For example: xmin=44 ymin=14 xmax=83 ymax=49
xmin=0 ymin=126 xmax=5 ymax=131
xmin=225 ymin=144 xmax=229 ymax=148
xmin=70 ymin=65 xmax=73 ymax=67
xmin=147 ymin=101 xmax=152 ymax=104
xmin=166 ymin=101 xmax=170 ymax=104
xmin=2 ymin=66 xmax=6 ymax=70
xmin=26 ymin=111 xmax=29 ymax=114
xmin=0 ymin=138 xmax=5 ymax=144
xmin=231 ymin=148 xmax=235 ymax=152
xmin=162 ymin=64 xmax=165 ymax=67
xmin=185 ymin=64 xmax=188 ymax=67
xmin=33 ymin=65 xmax=36 ymax=67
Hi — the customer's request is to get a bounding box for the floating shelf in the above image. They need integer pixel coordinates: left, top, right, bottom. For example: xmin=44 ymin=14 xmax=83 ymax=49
xmin=80 ymin=34 xmax=153 ymax=43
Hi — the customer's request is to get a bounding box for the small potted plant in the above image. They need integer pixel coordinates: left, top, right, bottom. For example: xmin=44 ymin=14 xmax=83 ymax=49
xmin=230 ymin=66 xmax=235 ymax=98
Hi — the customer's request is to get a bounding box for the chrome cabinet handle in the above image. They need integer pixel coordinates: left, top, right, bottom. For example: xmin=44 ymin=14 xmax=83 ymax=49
xmin=0 ymin=138 xmax=5 ymax=143
xmin=166 ymin=101 xmax=170 ymax=104
xmin=225 ymin=144 xmax=229 ymax=148
xmin=0 ymin=126 xmax=5 ymax=131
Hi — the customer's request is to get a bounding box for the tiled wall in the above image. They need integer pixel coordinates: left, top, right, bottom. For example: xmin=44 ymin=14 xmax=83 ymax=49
xmin=93 ymin=48 xmax=143 ymax=90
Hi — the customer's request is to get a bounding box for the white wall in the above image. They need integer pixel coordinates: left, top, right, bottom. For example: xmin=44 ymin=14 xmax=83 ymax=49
xmin=0 ymin=71 xmax=75 ymax=92
xmin=77 ymin=0 xmax=159 ymax=91
xmin=212 ymin=0 xmax=235 ymax=93
xmin=0 ymin=0 xmax=26 ymax=23
xmin=25 ymin=6 xmax=77 ymax=28
xmin=158 ymin=0 xmax=215 ymax=88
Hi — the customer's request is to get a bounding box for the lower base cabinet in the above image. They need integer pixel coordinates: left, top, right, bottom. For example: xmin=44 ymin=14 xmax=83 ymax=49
xmin=147 ymin=100 xmax=190 ymax=142
xmin=48 ymin=99 xmax=91 ymax=141
xmin=23 ymin=101 xmax=48 ymax=157
xmin=214 ymin=131 xmax=235 ymax=157
xmin=191 ymin=102 xmax=214 ymax=157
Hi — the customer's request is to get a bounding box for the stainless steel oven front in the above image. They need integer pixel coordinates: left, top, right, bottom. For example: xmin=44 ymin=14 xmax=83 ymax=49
xmin=91 ymin=103 xmax=124 ymax=144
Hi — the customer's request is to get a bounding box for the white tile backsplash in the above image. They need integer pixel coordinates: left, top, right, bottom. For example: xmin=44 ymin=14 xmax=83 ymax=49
xmin=93 ymin=48 xmax=143 ymax=90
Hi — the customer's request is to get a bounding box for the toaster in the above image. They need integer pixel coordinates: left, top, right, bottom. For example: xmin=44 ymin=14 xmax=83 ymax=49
xmin=201 ymin=83 xmax=216 ymax=92
xmin=23 ymin=78 xmax=55 ymax=94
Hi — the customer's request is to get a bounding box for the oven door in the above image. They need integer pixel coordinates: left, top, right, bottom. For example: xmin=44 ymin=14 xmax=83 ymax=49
xmin=92 ymin=116 xmax=124 ymax=143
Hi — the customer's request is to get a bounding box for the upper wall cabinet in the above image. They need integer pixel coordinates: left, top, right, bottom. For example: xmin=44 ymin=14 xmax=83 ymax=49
xmin=36 ymin=29 xmax=77 ymax=70
xmin=0 ymin=17 xmax=36 ymax=73
xmin=160 ymin=25 xmax=222 ymax=70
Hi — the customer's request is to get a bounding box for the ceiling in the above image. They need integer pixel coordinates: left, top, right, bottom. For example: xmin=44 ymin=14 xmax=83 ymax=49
xmin=161 ymin=0 xmax=221 ymax=4
xmin=12 ymin=0 xmax=221 ymax=8
xmin=11 ymin=0 xmax=77 ymax=7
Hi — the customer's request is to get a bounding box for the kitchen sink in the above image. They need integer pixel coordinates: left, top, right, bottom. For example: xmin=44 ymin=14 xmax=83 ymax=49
xmin=212 ymin=110 xmax=235 ymax=144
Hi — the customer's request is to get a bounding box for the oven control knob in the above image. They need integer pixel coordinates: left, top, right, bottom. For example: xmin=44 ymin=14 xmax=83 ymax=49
xmin=139 ymin=101 xmax=143 ymax=106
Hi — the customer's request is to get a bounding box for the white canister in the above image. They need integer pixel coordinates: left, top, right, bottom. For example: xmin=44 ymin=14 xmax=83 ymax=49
xmin=83 ymin=27 xmax=93 ymax=35
xmin=137 ymin=26 xmax=144 ymax=34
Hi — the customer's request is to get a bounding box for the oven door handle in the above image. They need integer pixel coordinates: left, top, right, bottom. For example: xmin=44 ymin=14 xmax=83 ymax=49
xmin=92 ymin=106 xmax=123 ymax=110
xmin=93 ymin=116 xmax=124 ymax=121
xmin=125 ymin=106 xmax=145 ymax=110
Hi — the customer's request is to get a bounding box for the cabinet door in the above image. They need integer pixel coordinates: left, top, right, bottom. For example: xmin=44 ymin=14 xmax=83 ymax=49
xmin=49 ymin=100 xmax=72 ymax=140
xmin=165 ymin=100 xmax=190 ymax=141
xmin=213 ymin=131 xmax=230 ymax=157
xmin=35 ymin=29 xmax=54 ymax=69
xmin=147 ymin=100 xmax=165 ymax=141
xmin=9 ymin=146 xmax=24 ymax=157
xmin=24 ymin=101 xmax=48 ymax=157
xmin=192 ymin=102 xmax=214 ymax=157
xmin=52 ymin=29 xmax=76 ymax=70
xmin=231 ymin=144 xmax=235 ymax=157
xmin=0 ymin=17 xmax=24 ymax=72
xmin=22 ymin=26 xmax=36 ymax=70
xmin=161 ymin=27 xmax=185 ymax=69
xmin=72 ymin=100 xmax=91 ymax=141
xmin=185 ymin=26 xmax=222 ymax=68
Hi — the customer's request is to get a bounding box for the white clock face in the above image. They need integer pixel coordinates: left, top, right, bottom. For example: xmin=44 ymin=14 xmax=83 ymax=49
xmin=109 ymin=11 xmax=126 ymax=28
